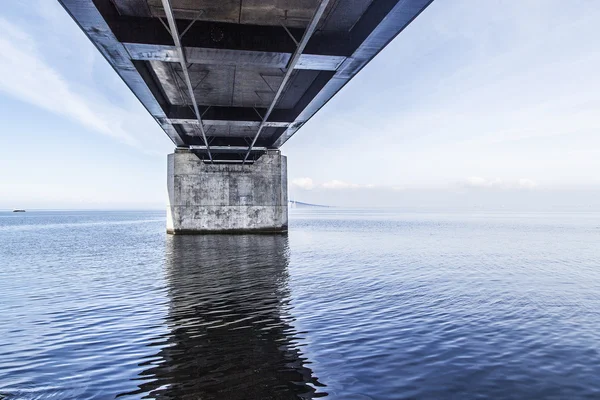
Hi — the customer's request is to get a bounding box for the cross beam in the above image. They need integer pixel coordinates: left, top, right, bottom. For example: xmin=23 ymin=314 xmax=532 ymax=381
xmin=109 ymin=16 xmax=351 ymax=58
xmin=125 ymin=44 xmax=346 ymax=71
xmin=166 ymin=105 xmax=295 ymax=126
xmin=242 ymin=0 xmax=333 ymax=163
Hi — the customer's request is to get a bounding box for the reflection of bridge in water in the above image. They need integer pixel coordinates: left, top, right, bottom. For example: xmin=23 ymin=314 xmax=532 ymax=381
xmin=120 ymin=234 xmax=325 ymax=399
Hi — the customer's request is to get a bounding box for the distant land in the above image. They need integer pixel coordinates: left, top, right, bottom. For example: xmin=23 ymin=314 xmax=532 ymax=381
xmin=289 ymin=200 xmax=331 ymax=208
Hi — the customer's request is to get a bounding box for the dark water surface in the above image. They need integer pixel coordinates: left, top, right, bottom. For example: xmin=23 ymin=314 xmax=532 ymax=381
xmin=1 ymin=210 xmax=600 ymax=399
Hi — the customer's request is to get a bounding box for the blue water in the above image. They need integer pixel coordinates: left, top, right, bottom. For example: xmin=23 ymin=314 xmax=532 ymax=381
xmin=1 ymin=210 xmax=600 ymax=399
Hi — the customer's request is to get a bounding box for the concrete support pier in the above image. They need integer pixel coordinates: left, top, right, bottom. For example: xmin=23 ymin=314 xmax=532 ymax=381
xmin=167 ymin=149 xmax=288 ymax=234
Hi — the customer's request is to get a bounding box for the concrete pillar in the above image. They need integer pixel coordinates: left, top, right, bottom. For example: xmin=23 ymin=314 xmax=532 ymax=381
xmin=166 ymin=149 xmax=288 ymax=234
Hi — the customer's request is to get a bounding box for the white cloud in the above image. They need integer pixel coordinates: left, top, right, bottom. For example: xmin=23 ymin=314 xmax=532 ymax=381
xmin=516 ymin=178 xmax=537 ymax=189
xmin=321 ymin=180 xmax=361 ymax=190
xmin=291 ymin=177 xmax=314 ymax=190
xmin=465 ymin=177 xmax=496 ymax=188
xmin=295 ymin=177 xmax=539 ymax=192
xmin=291 ymin=178 xmax=380 ymax=190
xmin=462 ymin=177 xmax=538 ymax=190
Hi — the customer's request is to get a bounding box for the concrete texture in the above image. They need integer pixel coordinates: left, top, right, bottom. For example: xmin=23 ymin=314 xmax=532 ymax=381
xmin=167 ymin=149 xmax=288 ymax=234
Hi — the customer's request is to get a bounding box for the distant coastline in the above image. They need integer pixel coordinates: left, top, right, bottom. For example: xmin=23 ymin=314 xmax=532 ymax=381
xmin=289 ymin=200 xmax=331 ymax=208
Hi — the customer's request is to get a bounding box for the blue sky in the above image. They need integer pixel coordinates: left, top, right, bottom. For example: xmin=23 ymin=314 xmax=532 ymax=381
xmin=1 ymin=0 xmax=599 ymax=210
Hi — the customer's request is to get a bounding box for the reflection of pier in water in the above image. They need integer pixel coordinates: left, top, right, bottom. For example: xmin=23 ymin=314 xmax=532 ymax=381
xmin=122 ymin=234 xmax=325 ymax=399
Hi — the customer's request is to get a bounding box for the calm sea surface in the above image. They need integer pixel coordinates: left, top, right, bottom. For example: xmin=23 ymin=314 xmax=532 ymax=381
xmin=1 ymin=210 xmax=600 ymax=399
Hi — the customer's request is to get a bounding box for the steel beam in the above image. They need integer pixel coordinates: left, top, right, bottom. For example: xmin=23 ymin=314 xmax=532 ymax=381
xmin=190 ymin=145 xmax=267 ymax=152
xmin=160 ymin=0 xmax=212 ymax=161
xmin=110 ymin=16 xmax=351 ymax=58
xmin=172 ymin=119 xmax=290 ymax=128
xmin=124 ymin=44 xmax=346 ymax=71
xmin=270 ymin=0 xmax=435 ymax=148
xmin=167 ymin=105 xmax=295 ymax=125
xmin=175 ymin=133 xmax=273 ymax=148
xmin=201 ymin=160 xmax=255 ymax=164
xmin=57 ymin=0 xmax=185 ymax=146
xmin=243 ymin=0 xmax=332 ymax=163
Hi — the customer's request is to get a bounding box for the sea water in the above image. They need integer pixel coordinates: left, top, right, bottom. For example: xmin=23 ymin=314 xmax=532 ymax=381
xmin=1 ymin=210 xmax=600 ymax=399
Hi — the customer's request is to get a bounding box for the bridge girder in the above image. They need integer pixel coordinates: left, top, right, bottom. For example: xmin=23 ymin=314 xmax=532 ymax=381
xmin=58 ymin=0 xmax=434 ymax=162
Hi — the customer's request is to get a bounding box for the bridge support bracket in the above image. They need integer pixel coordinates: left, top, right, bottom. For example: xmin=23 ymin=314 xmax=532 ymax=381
xmin=167 ymin=150 xmax=288 ymax=234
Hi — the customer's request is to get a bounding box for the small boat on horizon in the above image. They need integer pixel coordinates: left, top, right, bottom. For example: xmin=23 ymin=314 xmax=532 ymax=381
xmin=12 ymin=209 xmax=26 ymax=213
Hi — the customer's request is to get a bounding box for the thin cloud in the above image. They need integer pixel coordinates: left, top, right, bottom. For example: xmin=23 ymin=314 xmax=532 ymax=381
xmin=291 ymin=177 xmax=314 ymax=190
xmin=461 ymin=177 xmax=538 ymax=190
xmin=292 ymin=176 xmax=539 ymax=192
xmin=291 ymin=178 xmax=378 ymax=190
xmin=0 ymin=16 xmax=161 ymax=151
xmin=321 ymin=180 xmax=361 ymax=190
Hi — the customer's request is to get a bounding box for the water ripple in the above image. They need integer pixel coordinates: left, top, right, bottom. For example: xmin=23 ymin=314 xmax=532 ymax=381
xmin=2 ymin=211 xmax=600 ymax=399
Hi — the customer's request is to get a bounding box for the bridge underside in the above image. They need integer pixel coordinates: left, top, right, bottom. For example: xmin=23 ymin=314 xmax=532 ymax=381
xmin=59 ymin=0 xmax=432 ymax=163
xmin=59 ymin=0 xmax=432 ymax=232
